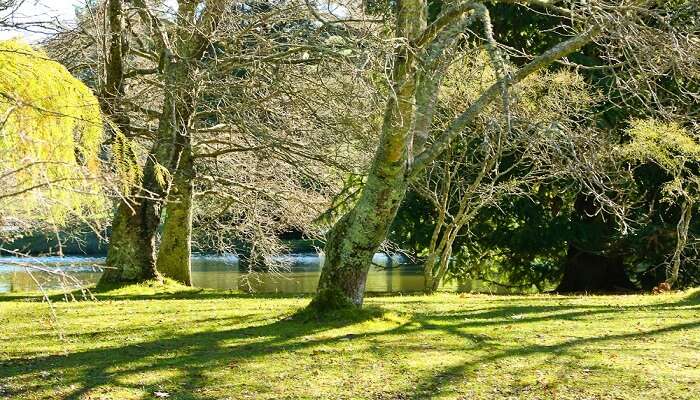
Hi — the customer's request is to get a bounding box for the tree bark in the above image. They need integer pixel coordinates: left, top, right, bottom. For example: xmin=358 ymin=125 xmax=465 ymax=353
xmin=423 ymin=251 xmax=438 ymax=294
xmin=310 ymin=174 xmax=411 ymax=309
xmin=308 ymin=0 xmax=426 ymax=310
xmin=156 ymin=144 xmax=194 ymax=285
xmin=100 ymin=0 xmax=127 ymax=130
xmin=101 ymin=201 xmax=161 ymax=282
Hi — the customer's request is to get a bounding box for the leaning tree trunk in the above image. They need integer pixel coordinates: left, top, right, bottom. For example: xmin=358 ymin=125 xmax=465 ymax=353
xmin=308 ymin=0 xmax=596 ymax=310
xmin=430 ymin=226 xmax=459 ymax=293
xmin=157 ymin=144 xmax=194 ymax=285
xmin=311 ymin=172 xmax=410 ymax=310
xmin=423 ymin=196 xmax=448 ymax=294
xmin=308 ymin=0 xmax=426 ymax=311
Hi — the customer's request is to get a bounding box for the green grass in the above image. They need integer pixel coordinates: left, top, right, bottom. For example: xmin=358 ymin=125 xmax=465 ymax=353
xmin=1 ymin=285 xmax=699 ymax=400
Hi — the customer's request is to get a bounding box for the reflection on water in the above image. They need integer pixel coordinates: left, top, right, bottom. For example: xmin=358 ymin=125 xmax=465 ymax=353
xmin=0 ymin=254 xmax=511 ymax=294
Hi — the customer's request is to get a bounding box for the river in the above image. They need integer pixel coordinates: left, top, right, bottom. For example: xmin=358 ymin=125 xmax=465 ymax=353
xmin=0 ymin=254 xmax=508 ymax=294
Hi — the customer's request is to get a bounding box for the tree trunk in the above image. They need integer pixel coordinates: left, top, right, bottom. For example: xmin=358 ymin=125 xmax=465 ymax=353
xmin=310 ymin=173 xmax=410 ymax=309
xmin=101 ymin=52 xmax=192 ymax=284
xmin=431 ymin=227 xmax=457 ymax=293
xmin=308 ymin=1 xmax=596 ymax=309
xmin=423 ymin=256 xmax=437 ymax=294
xmin=100 ymin=200 xmax=161 ymax=282
xmin=100 ymin=0 xmax=128 ymax=131
xmin=666 ymin=199 xmax=693 ymax=286
xmin=307 ymin=0 xmax=426 ymax=311
xmin=99 ymin=1 xmax=222 ymax=284
xmin=156 ymin=144 xmax=194 ymax=285
xmin=556 ymin=243 xmax=632 ymax=293
xmin=100 ymin=105 xmax=185 ymax=283
xmin=423 ymin=225 xmax=451 ymax=294
xmin=99 ymin=0 xmax=162 ymax=284
xmin=423 ymin=205 xmax=446 ymax=294
xmin=100 ymin=148 xmax=173 ymax=284
xmin=556 ymin=194 xmax=633 ymax=293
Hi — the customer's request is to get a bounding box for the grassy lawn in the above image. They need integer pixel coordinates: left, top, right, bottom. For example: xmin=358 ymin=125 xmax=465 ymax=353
xmin=1 ymin=284 xmax=699 ymax=400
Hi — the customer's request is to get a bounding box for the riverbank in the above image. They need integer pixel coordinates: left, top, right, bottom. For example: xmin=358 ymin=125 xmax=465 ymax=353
xmin=1 ymin=285 xmax=699 ymax=399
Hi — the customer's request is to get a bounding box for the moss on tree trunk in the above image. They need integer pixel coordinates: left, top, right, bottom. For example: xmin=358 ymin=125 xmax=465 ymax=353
xmin=100 ymin=200 xmax=161 ymax=283
xmin=157 ymin=145 xmax=194 ymax=285
xmin=310 ymin=173 xmax=409 ymax=310
xmin=308 ymin=0 xmax=425 ymax=312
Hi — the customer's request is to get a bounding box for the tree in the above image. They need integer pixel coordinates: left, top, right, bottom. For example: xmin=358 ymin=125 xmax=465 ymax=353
xmin=619 ymin=119 xmax=700 ymax=287
xmin=51 ymin=0 xmax=378 ymax=285
xmin=309 ymin=0 xmax=700 ymax=310
xmin=96 ymin=1 xmax=210 ymax=283
xmin=0 ymin=39 xmax=105 ymax=232
xmin=413 ymin=63 xmax=601 ymax=293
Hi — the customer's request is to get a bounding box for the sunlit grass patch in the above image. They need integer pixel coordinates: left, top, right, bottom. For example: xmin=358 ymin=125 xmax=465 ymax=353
xmin=1 ymin=288 xmax=698 ymax=399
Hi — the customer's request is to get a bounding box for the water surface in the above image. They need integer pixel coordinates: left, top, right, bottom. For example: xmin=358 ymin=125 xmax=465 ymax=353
xmin=0 ymin=254 xmax=428 ymax=294
xmin=0 ymin=254 xmax=511 ymax=294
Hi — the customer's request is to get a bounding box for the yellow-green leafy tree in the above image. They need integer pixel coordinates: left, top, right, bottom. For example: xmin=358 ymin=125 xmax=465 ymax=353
xmin=0 ymin=39 xmax=106 ymax=232
xmin=619 ymin=119 xmax=700 ymax=286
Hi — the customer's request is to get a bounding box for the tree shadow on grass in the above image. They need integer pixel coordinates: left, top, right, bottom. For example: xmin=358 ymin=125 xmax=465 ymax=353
xmin=0 ymin=283 xmax=310 ymax=303
xmin=383 ymin=292 xmax=700 ymax=399
xmin=0 ymin=305 xmax=386 ymax=399
xmin=396 ymin=318 xmax=700 ymax=400
xmin=2 ymin=292 xmax=698 ymax=399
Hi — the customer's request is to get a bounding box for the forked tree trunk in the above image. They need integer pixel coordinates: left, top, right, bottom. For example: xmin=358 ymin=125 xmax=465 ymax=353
xmin=424 ymin=222 xmax=459 ymax=294
xmin=423 ymin=202 xmax=447 ymax=294
xmin=100 ymin=1 xmax=209 ymax=285
xmin=157 ymin=145 xmax=194 ymax=285
xmin=101 ymin=52 xmax=192 ymax=284
xmin=308 ymin=1 xmax=596 ymax=310
xmin=100 ymin=145 xmax=175 ymax=284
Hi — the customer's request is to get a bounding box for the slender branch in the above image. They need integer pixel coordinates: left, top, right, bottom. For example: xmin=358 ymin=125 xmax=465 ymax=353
xmin=410 ymin=27 xmax=599 ymax=178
